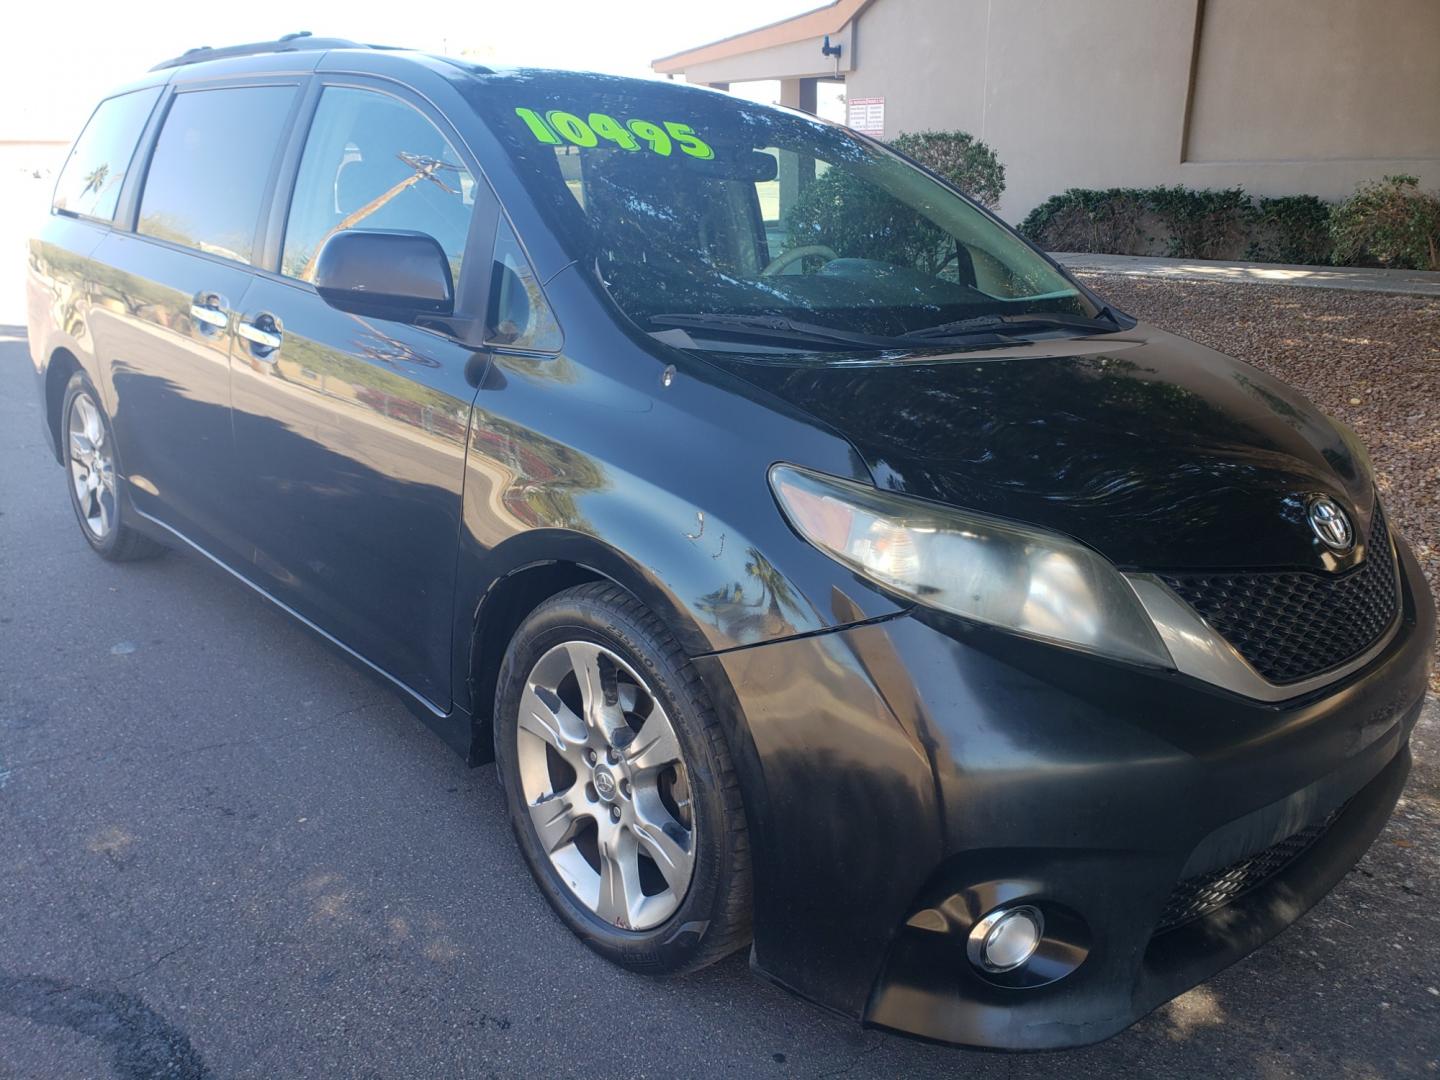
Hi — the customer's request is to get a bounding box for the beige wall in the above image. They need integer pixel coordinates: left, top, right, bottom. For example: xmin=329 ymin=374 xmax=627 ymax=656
xmin=1186 ymin=0 xmax=1440 ymax=163
xmin=843 ymin=0 xmax=1440 ymax=222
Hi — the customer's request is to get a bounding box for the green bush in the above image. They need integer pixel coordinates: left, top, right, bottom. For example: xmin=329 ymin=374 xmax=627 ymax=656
xmin=1330 ymin=175 xmax=1440 ymax=270
xmin=1248 ymin=195 xmax=1334 ymax=265
xmin=1146 ymin=185 xmax=1251 ymax=259
xmin=1021 ymin=186 xmax=1256 ymax=259
xmin=1019 ymin=187 xmax=1151 ymax=255
xmin=889 ymin=130 xmax=1005 ymax=209
xmin=1021 ymin=186 xmax=1334 ymax=264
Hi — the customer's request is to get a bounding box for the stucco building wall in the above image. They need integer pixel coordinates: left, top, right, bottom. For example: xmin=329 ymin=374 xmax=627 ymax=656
xmin=843 ymin=0 xmax=1440 ymax=220
xmin=663 ymin=0 xmax=1440 ymax=223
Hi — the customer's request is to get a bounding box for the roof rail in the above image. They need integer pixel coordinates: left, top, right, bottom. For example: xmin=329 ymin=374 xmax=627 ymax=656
xmin=150 ymin=31 xmax=368 ymax=71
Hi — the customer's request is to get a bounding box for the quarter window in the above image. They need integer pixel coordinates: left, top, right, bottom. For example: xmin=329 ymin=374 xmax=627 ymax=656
xmin=486 ymin=220 xmax=563 ymax=351
xmin=282 ymin=87 xmax=476 ymax=283
xmin=53 ymin=87 xmax=162 ymax=221
xmin=137 ymin=86 xmax=295 ymax=263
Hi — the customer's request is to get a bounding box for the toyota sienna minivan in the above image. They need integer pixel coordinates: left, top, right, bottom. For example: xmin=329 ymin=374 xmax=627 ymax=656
xmin=25 ymin=34 xmax=1434 ymax=1050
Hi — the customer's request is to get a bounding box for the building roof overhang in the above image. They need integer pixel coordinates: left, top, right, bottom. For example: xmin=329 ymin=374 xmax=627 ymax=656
xmin=652 ymin=0 xmax=875 ymax=80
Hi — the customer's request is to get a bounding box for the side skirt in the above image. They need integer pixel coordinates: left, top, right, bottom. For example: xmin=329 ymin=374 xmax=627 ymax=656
xmin=130 ymin=504 xmax=474 ymax=760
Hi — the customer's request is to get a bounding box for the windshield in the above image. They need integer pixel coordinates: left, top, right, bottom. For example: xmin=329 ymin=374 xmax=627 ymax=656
xmin=468 ymin=72 xmax=1098 ymax=345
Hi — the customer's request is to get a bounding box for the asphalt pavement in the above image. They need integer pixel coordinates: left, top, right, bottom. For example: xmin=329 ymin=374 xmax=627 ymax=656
xmin=2 ymin=325 xmax=1438 ymax=1079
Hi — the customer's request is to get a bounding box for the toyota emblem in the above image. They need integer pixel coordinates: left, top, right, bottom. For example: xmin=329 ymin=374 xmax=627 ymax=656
xmin=1307 ymin=496 xmax=1354 ymax=553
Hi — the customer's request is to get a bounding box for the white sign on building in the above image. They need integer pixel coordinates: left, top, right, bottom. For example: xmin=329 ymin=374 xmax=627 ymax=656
xmin=846 ymin=96 xmax=885 ymax=137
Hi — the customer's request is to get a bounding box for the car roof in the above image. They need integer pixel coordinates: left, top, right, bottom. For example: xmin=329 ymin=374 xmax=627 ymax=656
xmin=149 ymin=32 xmax=383 ymax=70
xmin=144 ymin=33 xmax=725 ymax=104
xmin=144 ymin=32 xmax=492 ymax=84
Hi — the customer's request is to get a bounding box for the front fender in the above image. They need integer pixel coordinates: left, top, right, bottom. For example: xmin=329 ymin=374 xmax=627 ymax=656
xmin=447 ymin=313 xmax=910 ymax=766
xmin=453 ymin=309 xmax=909 ymax=663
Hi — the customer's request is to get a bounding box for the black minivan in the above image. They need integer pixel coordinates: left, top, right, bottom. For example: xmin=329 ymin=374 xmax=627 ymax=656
xmin=26 ymin=35 xmax=1434 ymax=1051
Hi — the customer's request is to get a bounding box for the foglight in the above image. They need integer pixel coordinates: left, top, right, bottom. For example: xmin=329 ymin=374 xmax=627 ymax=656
xmin=968 ymin=905 xmax=1044 ymax=973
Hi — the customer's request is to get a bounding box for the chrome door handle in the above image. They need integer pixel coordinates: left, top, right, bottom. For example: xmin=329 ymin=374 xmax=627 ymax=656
xmin=237 ymin=315 xmax=283 ymax=354
xmin=190 ymin=302 xmax=228 ymax=329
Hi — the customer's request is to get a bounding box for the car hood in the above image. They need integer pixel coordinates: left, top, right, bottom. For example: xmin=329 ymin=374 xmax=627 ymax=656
xmin=702 ymin=326 xmax=1375 ymax=572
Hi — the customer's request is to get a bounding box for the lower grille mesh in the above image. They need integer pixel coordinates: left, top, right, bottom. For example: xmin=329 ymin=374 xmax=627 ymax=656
xmin=1155 ymin=807 xmax=1344 ymax=934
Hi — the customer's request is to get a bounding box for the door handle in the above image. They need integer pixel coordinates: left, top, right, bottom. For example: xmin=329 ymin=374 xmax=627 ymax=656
xmin=190 ymin=294 xmax=228 ymax=331
xmin=237 ymin=313 xmax=283 ymax=356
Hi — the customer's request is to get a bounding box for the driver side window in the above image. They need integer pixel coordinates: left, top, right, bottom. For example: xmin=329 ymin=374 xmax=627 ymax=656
xmin=282 ymin=87 xmax=475 ymax=284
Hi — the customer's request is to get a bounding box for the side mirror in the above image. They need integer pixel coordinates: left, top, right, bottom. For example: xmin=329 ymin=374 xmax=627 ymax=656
xmin=313 ymin=230 xmax=454 ymax=320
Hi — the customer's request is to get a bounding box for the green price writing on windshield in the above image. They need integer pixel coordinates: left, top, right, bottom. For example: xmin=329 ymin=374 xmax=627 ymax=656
xmin=515 ymin=107 xmax=714 ymax=160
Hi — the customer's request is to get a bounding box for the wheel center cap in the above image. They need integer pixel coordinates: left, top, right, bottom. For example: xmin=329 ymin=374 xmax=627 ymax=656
xmin=593 ymin=764 xmax=618 ymax=802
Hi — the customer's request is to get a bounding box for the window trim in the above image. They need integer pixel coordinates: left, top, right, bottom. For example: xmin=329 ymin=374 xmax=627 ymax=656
xmin=126 ymin=76 xmax=306 ymax=269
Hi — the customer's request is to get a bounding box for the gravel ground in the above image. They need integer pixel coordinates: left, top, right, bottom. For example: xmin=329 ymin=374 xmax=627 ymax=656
xmin=1079 ymin=274 xmax=1440 ymax=692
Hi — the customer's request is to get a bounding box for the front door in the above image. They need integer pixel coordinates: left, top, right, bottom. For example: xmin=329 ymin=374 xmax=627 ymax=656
xmin=228 ymin=83 xmax=489 ymax=708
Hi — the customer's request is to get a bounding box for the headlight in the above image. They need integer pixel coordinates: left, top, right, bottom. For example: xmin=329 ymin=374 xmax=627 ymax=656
xmin=770 ymin=465 xmax=1172 ymax=668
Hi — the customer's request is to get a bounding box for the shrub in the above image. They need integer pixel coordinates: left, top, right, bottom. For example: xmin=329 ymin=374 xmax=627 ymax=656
xmin=1019 ymin=187 xmax=1151 ymax=255
xmin=1146 ymin=186 xmax=1252 ymax=259
xmin=1020 ymin=186 xmax=1254 ymax=260
xmin=1021 ymin=186 xmax=1340 ymax=264
xmin=1330 ymin=175 xmax=1440 ymax=270
xmin=1248 ymin=195 xmax=1334 ymax=265
xmin=889 ymin=130 xmax=1005 ymax=209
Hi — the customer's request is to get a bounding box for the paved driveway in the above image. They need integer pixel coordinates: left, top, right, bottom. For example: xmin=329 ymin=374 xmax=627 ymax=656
xmin=1 ymin=326 xmax=1437 ymax=1078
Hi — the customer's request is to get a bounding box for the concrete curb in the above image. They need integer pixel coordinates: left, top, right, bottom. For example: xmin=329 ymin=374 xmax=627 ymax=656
xmin=1053 ymin=252 xmax=1440 ymax=298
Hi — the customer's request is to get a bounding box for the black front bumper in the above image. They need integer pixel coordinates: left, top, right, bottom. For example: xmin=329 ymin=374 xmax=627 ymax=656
xmin=695 ymin=537 xmax=1433 ymax=1050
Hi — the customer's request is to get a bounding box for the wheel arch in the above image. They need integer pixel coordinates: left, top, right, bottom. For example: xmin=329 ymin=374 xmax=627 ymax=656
xmin=463 ymin=529 xmax=717 ymax=764
xmin=43 ymin=347 xmax=83 ymax=465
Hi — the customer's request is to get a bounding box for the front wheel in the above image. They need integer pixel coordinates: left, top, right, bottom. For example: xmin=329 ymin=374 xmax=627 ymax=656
xmin=494 ymin=582 xmax=752 ymax=973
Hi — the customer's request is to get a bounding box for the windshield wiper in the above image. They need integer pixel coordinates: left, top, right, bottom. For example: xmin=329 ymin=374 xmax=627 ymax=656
xmin=901 ymin=309 xmax=1122 ymax=341
xmin=648 ymin=313 xmax=899 ymax=350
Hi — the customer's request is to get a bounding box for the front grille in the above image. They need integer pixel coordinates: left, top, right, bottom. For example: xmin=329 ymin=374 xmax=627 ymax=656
xmin=1155 ymin=807 xmax=1344 ymax=934
xmin=1160 ymin=504 xmax=1397 ymax=684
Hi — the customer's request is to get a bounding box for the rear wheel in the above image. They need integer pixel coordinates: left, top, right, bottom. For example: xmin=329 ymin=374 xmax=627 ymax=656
xmin=61 ymin=374 xmax=163 ymax=562
xmin=494 ymin=582 xmax=751 ymax=973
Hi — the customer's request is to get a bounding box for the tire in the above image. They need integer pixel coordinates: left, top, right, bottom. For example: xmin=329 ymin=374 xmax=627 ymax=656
xmin=61 ymin=373 xmax=164 ymax=562
xmin=494 ymin=581 xmax=752 ymax=974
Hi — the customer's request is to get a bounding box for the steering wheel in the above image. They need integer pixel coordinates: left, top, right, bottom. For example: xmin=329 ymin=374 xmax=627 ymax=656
xmin=761 ymin=244 xmax=839 ymax=277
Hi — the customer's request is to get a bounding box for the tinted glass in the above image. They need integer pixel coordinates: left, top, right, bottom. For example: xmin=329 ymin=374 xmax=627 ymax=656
xmin=486 ymin=219 xmax=562 ymax=350
xmin=468 ymin=74 xmax=1096 ymax=348
xmin=53 ymin=87 xmax=162 ymax=220
xmin=138 ymin=86 xmax=294 ymax=263
xmin=283 ymin=87 xmax=475 ymax=283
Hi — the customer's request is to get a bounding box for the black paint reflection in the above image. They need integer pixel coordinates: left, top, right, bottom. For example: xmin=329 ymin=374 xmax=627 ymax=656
xmin=229 ymin=276 xmax=479 ymax=707
xmin=708 ymin=335 xmax=1371 ymax=571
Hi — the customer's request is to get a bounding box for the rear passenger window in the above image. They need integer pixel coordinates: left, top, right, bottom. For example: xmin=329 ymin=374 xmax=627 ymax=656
xmin=282 ymin=87 xmax=475 ymax=283
xmin=138 ymin=86 xmax=294 ymax=263
xmin=53 ymin=87 xmax=162 ymax=221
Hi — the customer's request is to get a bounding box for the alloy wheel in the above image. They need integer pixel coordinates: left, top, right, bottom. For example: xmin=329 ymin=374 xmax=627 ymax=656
xmin=68 ymin=392 xmax=116 ymax=541
xmin=515 ymin=640 xmax=696 ymax=931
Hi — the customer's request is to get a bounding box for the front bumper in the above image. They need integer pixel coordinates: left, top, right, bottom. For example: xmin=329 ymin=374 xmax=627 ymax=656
xmin=694 ymin=536 xmax=1434 ymax=1050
